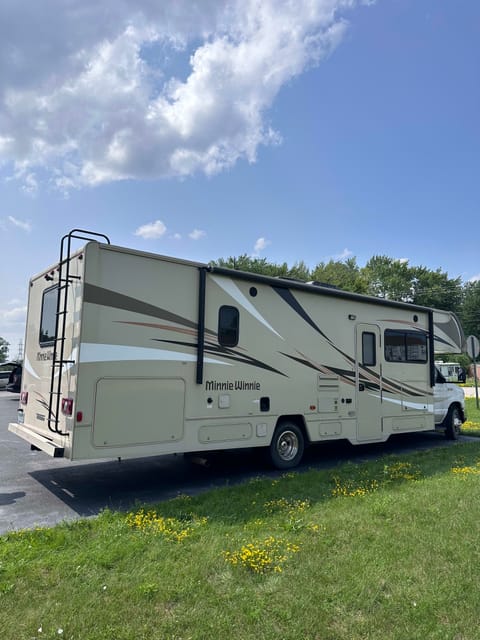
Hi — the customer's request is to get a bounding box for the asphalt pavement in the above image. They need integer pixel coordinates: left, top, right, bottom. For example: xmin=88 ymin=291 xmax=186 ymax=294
xmin=1 ymin=389 xmax=478 ymax=534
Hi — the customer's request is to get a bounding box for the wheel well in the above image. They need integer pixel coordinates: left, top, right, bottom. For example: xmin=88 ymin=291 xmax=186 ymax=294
xmin=275 ymin=415 xmax=309 ymax=443
xmin=445 ymin=402 xmax=466 ymax=425
xmin=453 ymin=402 xmax=466 ymax=423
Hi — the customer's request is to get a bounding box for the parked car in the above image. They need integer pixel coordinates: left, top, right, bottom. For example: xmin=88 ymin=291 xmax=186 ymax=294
xmin=4 ymin=362 xmax=22 ymax=393
xmin=0 ymin=367 xmax=12 ymax=389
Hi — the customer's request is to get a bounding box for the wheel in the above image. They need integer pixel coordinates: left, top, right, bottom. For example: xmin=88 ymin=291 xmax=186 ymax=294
xmin=444 ymin=405 xmax=462 ymax=440
xmin=269 ymin=421 xmax=305 ymax=469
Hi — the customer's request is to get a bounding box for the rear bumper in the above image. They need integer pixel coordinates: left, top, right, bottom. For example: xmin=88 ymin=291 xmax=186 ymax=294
xmin=8 ymin=422 xmax=65 ymax=458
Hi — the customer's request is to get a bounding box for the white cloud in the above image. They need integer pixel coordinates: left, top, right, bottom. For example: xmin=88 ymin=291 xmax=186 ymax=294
xmin=8 ymin=216 xmax=32 ymax=232
xmin=334 ymin=248 xmax=353 ymax=261
xmin=171 ymin=233 xmax=182 ymax=240
xmin=189 ymin=229 xmax=206 ymax=240
xmin=0 ymin=0 xmax=370 ymax=190
xmin=253 ymin=237 xmax=271 ymax=255
xmin=18 ymin=171 xmax=39 ymax=195
xmin=469 ymin=274 xmax=480 ymax=283
xmin=1 ymin=306 xmax=26 ymax=323
xmin=0 ymin=305 xmax=27 ymax=357
xmin=134 ymin=219 xmax=167 ymax=239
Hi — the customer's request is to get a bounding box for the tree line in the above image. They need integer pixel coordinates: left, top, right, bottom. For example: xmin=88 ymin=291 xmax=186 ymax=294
xmin=211 ymin=254 xmax=480 ymax=342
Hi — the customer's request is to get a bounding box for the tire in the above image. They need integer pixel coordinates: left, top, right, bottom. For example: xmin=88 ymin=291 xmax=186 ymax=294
xmin=269 ymin=421 xmax=305 ymax=469
xmin=444 ymin=405 xmax=462 ymax=440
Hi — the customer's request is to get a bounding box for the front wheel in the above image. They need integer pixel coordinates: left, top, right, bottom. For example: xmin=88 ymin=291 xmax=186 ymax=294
xmin=444 ymin=405 xmax=462 ymax=440
xmin=269 ymin=421 xmax=305 ymax=469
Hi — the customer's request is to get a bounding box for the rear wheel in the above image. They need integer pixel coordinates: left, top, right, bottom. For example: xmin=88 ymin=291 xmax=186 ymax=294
xmin=444 ymin=405 xmax=462 ymax=440
xmin=269 ymin=421 xmax=305 ymax=469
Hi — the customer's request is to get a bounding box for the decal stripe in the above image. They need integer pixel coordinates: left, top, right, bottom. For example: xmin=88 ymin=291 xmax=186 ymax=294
xmin=79 ymin=343 xmax=230 ymax=366
xmin=153 ymin=339 xmax=288 ymax=377
xmin=83 ymin=284 xmax=216 ymax=336
xmin=273 ymin=286 xmax=328 ymax=339
xmin=211 ymin=276 xmax=283 ymax=339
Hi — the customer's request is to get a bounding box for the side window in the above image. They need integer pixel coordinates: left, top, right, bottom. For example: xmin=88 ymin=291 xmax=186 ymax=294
xmin=384 ymin=330 xmax=406 ymax=362
xmin=406 ymin=332 xmax=427 ymax=362
xmin=218 ymin=306 xmax=239 ymax=347
xmin=39 ymin=286 xmax=58 ymax=346
xmin=362 ymin=332 xmax=376 ymax=366
xmin=385 ymin=330 xmax=427 ymax=363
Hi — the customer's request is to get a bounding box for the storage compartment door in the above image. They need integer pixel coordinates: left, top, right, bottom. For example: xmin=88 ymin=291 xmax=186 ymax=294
xmin=93 ymin=378 xmax=185 ymax=447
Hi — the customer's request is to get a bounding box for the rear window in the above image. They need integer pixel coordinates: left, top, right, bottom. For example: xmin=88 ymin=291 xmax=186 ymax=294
xmin=39 ymin=286 xmax=58 ymax=346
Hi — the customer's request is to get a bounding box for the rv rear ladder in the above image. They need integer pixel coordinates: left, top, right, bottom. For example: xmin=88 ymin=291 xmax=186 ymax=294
xmin=47 ymin=229 xmax=110 ymax=434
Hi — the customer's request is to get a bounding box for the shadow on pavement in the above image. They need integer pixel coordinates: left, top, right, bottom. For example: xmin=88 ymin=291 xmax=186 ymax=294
xmin=28 ymin=430 xmax=467 ymax=519
xmin=0 ymin=491 xmax=26 ymax=506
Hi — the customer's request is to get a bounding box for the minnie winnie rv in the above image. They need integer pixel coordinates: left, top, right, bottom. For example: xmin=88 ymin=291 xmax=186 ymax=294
xmin=9 ymin=230 xmax=465 ymax=469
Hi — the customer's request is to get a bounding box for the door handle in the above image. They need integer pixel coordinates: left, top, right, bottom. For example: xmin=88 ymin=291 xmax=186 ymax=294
xmin=359 ymin=383 xmax=365 ymax=392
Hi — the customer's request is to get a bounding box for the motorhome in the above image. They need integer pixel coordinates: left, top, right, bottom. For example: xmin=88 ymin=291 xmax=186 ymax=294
xmin=9 ymin=230 xmax=466 ymax=469
xmin=434 ymin=362 xmax=463 ymax=383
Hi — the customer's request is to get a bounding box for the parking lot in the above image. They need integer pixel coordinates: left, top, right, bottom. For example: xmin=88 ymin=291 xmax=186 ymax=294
xmin=1 ymin=390 xmax=476 ymax=534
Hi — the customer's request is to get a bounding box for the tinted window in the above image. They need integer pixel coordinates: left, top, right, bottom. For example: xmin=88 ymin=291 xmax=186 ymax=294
xmin=406 ymin=333 xmax=427 ymax=362
xmin=218 ymin=306 xmax=239 ymax=347
xmin=362 ymin=332 xmax=376 ymax=366
xmin=39 ymin=286 xmax=58 ymax=346
xmin=385 ymin=330 xmax=427 ymax=363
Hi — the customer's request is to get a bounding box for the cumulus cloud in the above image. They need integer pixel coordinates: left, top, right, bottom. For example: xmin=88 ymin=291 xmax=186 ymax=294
xmin=189 ymin=229 xmax=206 ymax=240
xmin=0 ymin=0 xmax=369 ymax=190
xmin=253 ymin=237 xmax=271 ymax=255
xmin=8 ymin=216 xmax=32 ymax=232
xmin=134 ymin=219 xmax=167 ymax=239
xmin=334 ymin=248 xmax=353 ymax=260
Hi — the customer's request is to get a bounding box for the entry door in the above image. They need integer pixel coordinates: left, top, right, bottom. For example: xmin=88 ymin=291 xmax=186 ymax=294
xmin=355 ymin=324 xmax=382 ymax=441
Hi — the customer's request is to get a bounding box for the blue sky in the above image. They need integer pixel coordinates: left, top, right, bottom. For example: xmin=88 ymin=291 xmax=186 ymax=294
xmin=0 ymin=0 xmax=479 ymax=356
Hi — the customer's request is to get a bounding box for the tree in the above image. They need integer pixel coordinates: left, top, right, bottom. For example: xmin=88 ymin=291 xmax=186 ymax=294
xmin=362 ymin=256 xmax=413 ymax=301
xmin=210 ymin=255 xmax=311 ymax=280
xmin=410 ymin=267 xmax=463 ymax=311
xmin=0 ymin=337 xmax=9 ymax=363
xmin=210 ymin=253 xmax=473 ymax=332
xmin=311 ymin=258 xmax=367 ymax=293
xmin=460 ymin=281 xmax=480 ymax=339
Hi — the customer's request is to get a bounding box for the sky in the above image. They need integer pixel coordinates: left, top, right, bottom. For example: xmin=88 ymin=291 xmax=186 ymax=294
xmin=0 ymin=0 xmax=479 ymax=357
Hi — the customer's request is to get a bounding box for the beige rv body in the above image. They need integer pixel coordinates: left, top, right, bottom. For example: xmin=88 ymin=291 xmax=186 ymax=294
xmin=9 ymin=236 xmax=465 ymax=467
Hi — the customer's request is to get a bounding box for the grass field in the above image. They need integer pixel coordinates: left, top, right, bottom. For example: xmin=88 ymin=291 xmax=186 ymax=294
xmin=2 ymin=436 xmax=480 ymax=640
xmin=462 ymin=397 xmax=480 ymax=436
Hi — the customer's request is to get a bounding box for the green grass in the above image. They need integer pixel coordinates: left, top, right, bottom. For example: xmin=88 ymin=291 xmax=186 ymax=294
xmin=3 ymin=442 xmax=480 ymax=639
xmin=462 ymin=397 xmax=480 ymax=436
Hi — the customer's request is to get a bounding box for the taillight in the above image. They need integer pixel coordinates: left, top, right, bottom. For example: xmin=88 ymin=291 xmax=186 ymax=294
xmin=61 ymin=397 xmax=74 ymax=416
xmin=20 ymin=391 xmax=29 ymax=405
